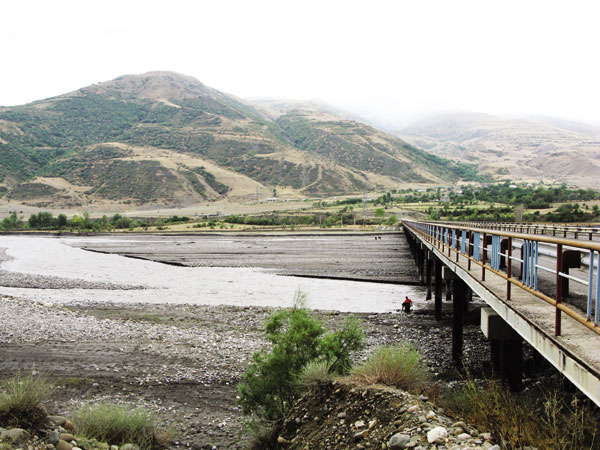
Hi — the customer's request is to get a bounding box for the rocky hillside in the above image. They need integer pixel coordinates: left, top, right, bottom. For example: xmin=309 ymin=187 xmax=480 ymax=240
xmin=271 ymin=381 xmax=498 ymax=450
xmin=0 ymin=72 xmax=476 ymax=209
xmin=400 ymin=112 xmax=600 ymax=188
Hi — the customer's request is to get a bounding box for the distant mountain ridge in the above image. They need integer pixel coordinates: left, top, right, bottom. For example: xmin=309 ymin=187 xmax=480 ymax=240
xmin=0 ymin=71 xmax=474 ymax=209
xmin=399 ymin=112 xmax=600 ymax=188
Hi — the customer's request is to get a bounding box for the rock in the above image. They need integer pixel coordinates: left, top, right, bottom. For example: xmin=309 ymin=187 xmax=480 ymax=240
xmin=276 ymin=436 xmax=291 ymax=445
xmin=353 ymin=430 xmax=368 ymax=441
xmin=110 ymin=445 xmax=119 ymax=450
xmin=457 ymin=432 xmax=472 ymax=439
xmin=489 ymin=446 xmax=501 ymax=450
xmin=337 ymin=412 xmax=346 ymax=418
xmin=0 ymin=428 xmax=30 ymax=444
xmin=426 ymin=411 xmax=436 ymax=419
xmin=121 ymin=444 xmax=141 ymax=450
xmin=49 ymin=416 xmax=68 ymax=427
xmin=56 ymin=440 xmax=73 ymax=450
xmin=355 ymin=420 xmax=366 ymax=429
xmin=368 ymin=419 xmax=377 ymax=429
xmin=426 ymin=426 xmax=447 ymax=444
xmin=63 ymin=420 xmax=76 ymax=433
xmin=418 ymin=395 xmax=428 ymax=401
xmin=480 ymin=432 xmax=493 ymax=441
xmin=451 ymin=420 xmax=467 ymax=431
xmin=46 ymin=430 xmax=60 ymax=445
xmin=407 ymin=405 xmax=419 ymax=413
xmin=388 ymin=433 xmax=410 ymax=449
xmin=59 ymin=433 xmax=74 ymax=442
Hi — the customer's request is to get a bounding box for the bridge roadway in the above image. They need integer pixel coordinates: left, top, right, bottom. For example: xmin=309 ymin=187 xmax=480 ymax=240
xmin=403 ymin=220 xmax=600 ymax=408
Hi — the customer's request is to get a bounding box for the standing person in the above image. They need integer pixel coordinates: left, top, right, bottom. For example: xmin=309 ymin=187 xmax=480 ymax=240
xmin=402 ymin=296 xmax=413 ymax=313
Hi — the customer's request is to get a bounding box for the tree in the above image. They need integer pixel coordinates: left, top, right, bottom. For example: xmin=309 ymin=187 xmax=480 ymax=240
xmin=386 ymin=214 xmax=398 ymax=226
xmin=1 ymin=212 xmax=23 ymax=230
xmin=238 ymin=291 xmax=363 ymax=421
xmin=57 ymin=214 xmax=68 ymax=228
xmin=374 ymin=208 xmax=385 ymax=223
xmin=513 ymin=205 xmax=525 ymax=222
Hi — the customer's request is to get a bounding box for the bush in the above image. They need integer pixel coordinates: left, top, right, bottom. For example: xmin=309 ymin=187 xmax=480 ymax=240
xmin=237 ymin=291 xmax=363 ymax=421
xmin=73 ymin=403 xmax=169 ymax=450
xmin=0 ymin=373 xmax=52 ymax=429
xmin=350 ymin=344 xmax=428 ymax=391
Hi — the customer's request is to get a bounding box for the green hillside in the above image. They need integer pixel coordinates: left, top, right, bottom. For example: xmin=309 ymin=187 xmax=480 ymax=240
xmin=0 ymin=71 xmax=480 ymax=207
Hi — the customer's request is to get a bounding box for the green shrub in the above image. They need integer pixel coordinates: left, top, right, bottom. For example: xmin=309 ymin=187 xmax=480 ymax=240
xmin=72 ymin=403 xmax=170 ymax=450
xmin=238 ymin=291 xmax=363 ymax=421
xmin=0 ymin=373 xmax=52 ymax=429
xmin=350 ymin=344 xmax=428 ymax=391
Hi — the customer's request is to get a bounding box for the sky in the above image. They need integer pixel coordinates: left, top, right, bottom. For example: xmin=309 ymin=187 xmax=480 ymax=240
xmin=2 ymin=0 xmax=600 ymax=127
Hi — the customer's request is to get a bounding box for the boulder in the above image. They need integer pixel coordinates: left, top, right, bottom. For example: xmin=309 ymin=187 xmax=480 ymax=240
xmin=49 ymin=416 xmax=68 ymax=427
xmin=59 ymin=433 xmax=74 ymax=442
xmin=56 ymin=439 xmax=73 ymax=450
xmin=63 ymin=420 xmax=76 ymax=433
xmin=0 ymin=428 xmax=30 ymax=444
xmin=46 ymin=430 xmax=60 ymax=445
xmin=426 ymin=426 xmax=448 ymax=444
xmin=388 ymin=433 xmax=411 ymax=449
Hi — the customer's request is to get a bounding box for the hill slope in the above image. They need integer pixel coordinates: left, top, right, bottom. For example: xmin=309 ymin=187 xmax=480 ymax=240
xmin=0 ymin=72 xmax=474 ymax=208
xmin=400 ymin=112 xmax=600 ymax=188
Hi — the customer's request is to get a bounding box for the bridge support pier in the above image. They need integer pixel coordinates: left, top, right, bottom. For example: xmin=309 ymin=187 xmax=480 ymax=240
xmin=425 ymin=252 xmax=433 ymax=300
xmin=444 ymin=268 xmax=468 ymax=364
xmin=417 ymin=246 xmax=425 ymax=285
xmin=481 ymin=307 xmax=523 ymax=391
xmin=434 ymin=258 xmax=442 ymax=320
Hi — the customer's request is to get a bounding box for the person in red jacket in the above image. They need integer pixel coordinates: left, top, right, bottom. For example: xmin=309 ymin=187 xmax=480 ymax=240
xmin=402 ymin=296 xmax=413 ymax=313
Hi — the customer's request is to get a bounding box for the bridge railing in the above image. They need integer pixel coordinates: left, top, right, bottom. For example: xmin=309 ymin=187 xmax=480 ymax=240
xmin=403 ymin=219 xmax=600 ymax=337
xmin=435 ymin=221 xmax=600 ymax=241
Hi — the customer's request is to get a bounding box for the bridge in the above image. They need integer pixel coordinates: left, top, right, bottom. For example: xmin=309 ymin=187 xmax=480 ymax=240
xmin=402 ymin=219 xmax=600 ymax=407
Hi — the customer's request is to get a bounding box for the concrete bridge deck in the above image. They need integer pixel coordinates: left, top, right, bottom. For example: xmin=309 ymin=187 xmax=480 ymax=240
xmin=403 ymin=220 xmax=600 ymax=407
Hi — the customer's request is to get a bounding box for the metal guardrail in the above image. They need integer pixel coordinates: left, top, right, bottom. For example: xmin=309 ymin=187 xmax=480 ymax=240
xmin=403 ymin=220 xmax=600 ymax=337
xmin=443 ymin=221 xmax=600 ymax=240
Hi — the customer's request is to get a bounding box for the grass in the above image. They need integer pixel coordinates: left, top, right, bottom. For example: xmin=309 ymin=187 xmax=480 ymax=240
xmin=0 ymin=373 xmax=52 ymax=429
xmin=298 ymin=361 xmax=334 ymax=389
xmin=72 ymin=403 xmax=171 ymax=450
xmin=349 ymin=344 xmax=428 ymax=392
xmin=438 ymin=375 xmax=599 ymax=450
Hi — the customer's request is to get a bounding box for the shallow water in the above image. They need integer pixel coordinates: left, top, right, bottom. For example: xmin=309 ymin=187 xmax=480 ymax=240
xmin=0 ymin=235 xmax=424 ymax=313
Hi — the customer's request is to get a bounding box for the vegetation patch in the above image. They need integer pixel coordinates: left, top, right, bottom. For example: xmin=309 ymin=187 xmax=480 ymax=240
xmin=73 ymin=403 xmax=170 ymax=450
xmin=0 ymin=374 xmax=52 ymax=430
xmin=438 ymin=376 xmax=599 ymax=450
xmin=350 ymin=344 xmax=428 ymax=392
xmin=238 ymin=291 xmax=364 ymax=422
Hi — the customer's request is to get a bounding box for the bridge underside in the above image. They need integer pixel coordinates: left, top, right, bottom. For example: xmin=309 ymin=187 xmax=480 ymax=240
xmin=405 ymin=227 xmax=600 ymax=408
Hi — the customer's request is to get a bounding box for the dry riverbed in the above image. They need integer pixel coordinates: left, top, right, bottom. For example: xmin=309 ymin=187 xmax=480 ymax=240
xmin=0 ymin=233 xmax=492 ymax=449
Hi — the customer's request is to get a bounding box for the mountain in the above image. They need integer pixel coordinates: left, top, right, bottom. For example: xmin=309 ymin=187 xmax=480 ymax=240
xmin=0 ymin=72 xmax=475 ymax=209
xmin=400 ymin=112 xmax=600 ymax=188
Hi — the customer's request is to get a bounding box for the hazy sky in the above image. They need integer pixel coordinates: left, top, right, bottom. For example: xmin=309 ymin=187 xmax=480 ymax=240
xmin=2 ymin=0 xmax=600 ymax=126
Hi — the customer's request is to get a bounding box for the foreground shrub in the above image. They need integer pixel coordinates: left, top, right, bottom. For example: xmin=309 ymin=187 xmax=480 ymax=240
xmin=73 ymin=403 xmax=169 ymax=450
xmin=238 ymin=291 xmax=363 ymax=421
xmin=0 ymin=373 xmax=52 ymax=429
xmin=350 ymin=344 xmax=428 ymax=391
xmin=439 ymin=376 xmax=598 ymax=450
